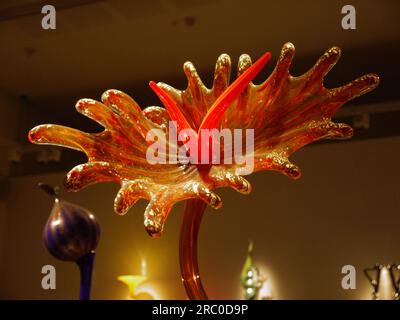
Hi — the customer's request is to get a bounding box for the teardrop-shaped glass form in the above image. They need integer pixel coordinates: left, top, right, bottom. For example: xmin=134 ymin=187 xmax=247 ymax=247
xmin=240 ymin=241 xmax=263 ymax=300
xmin=43 ymin=198 xmax=100 ymax=261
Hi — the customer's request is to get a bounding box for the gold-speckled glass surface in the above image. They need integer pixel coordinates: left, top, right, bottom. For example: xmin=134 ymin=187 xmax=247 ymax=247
xmin=29 ymin=43 xmax=379 ymax=239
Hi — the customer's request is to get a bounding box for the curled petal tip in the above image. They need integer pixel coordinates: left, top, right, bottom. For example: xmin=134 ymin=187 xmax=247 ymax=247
xmin=28 ymin=125 xmax=45 ymax=143
xmin=328 ymin=123 xmax=353 ymax=139
xmin=237 ymin=54 xmax=252 ymax=76
xmin=193 ymin=183 xmax=222 ymax=209
xmin=27 ymin=128 xmax=37 ymax=144
xmin=332 ymin=73 xmax=380 ymax=102
xmin=367 ymin=73 xmax=380 ymax=87
xmin=309 ymin=46 xmax=342 ymax=82
xmin=101 ymin=88 xmax=122 ymax=100
xmin=113 ymin=195 xmax=132 ymax=216
xmin=64 ymin=162 xmax=118 ymax=194
xmin=144 ymin=208 xmax=164 ymax=237
xmin=329 ymin=46 xmax=341 ymax=56
xmin=283 ymin=42 xmax=295 ymax=48
xmin=64 ymin=178 xmax=77 ymax=192
xmin=308 ymin=120 xmax=353 ymax=140
xmin=209 ymin=194 xmax=222 ymax=209
xmin=144 ymin=200 xmax=171 ymax=238
xmin=113 ymin=180 xmax=147 ymax=215
xmin=227 ymin=174 xmax=252 ymax=194
xmin=280 ymin=42 xmax=295 ymax=59
xmin=146 ymin=227 xmax=163 ymax=238
xmin=114 ymin=192 xmax=140 ymax=216
xmin=75 ymin=98 xmax=96 ymax=110
xmin=265 ymin=156 xmax=301 ymax=179
xmin=144 ymin=219 xmax=163 ymax=238
xmin=286 ymin=165 xmax=301 ymax=179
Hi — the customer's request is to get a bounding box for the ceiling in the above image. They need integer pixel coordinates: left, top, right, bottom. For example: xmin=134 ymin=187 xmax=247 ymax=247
xmin=0 ymin=0 xmax=399 ymax=107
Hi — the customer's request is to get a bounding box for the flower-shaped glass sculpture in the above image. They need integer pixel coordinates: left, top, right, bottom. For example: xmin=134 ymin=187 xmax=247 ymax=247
xmin=29 ymin=43 xmax=379 ymax=299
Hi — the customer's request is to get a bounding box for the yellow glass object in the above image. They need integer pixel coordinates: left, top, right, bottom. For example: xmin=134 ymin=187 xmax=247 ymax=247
xmin=240 ymin=241 xmax=264 ymax=300
xmin=117 ymin=275 xmax=149 ymax=300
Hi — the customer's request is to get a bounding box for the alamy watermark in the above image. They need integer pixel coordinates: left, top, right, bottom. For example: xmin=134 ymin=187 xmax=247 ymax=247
xmin=146 ymin=121 xmax=255 ymax=175
xmin=341 ymin=264 xmax=356 ymax=290
xmin=41 ymin=265 xmax=56 ymax=290
xmin=41 ymin=5 xmax=56 ymax=30
xmin=341 ymin=5 xmax=356 ymax=30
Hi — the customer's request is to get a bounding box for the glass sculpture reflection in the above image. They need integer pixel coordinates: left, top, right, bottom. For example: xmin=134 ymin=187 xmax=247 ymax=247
xmin=29 ymin=43 xmax=379 ymax=299
xmin=240 ymin=241 xmax=265 ymax=300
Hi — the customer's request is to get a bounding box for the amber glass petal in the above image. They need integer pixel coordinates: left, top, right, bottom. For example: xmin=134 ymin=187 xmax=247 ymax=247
xmin=29 ymin=43 xmax=379 ymax=299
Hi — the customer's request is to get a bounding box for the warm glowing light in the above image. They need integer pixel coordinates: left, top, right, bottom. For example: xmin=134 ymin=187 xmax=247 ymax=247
xmin=141 ymin=258 xmax=147 ymax=277
xmin=365 ymin=264 xmax=397 ymax=300
xmin=117 ymin=275 xmax=148 ymax=300
xmin=378 ymin=267 xmax=394 ymax=300
xmin=135 ymin=283 xmax=162 ymax=300
xmin=117 ymin=274 xmax=160 ymax=300
xmin=259 ymin=280 xmax=272 ymax=300
xmin=51 ymin=220 xmax=61 ymax=227
xmin=117 ymin=258 xmax=159 ymax=300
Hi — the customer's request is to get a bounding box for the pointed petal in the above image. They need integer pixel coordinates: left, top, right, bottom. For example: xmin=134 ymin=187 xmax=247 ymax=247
xmin=114 ymin=181 xmax=147 ymax=215
xmin=308 ymin=46 xmax=341 ymax=83
xmin=256 ymin=154 xmax=301 ymax=179
xmin=65 ymin=162 xmax=118 ymax=191
xmin=149 ymin=81 xmax=193 ymax=133
xmin=269 ymin=42 xmax=295 ymax=90
xmin=199 ymin=51 xmax=271 ymax=131
xmin=28 ymin=124 xmax=93 ymax=153
xmin=331 ymin=74 xmax=380 ymax=103
xmin=225 ymin=173 xmax=252 ymax=194
xmin=212 ymin=54 xmax=231 ymax=98
xmin=237 ymin=54 xmax=252 ymax=77
xmin=76 ymin=98 xmax=117 ymax=129
xmin=144 ymin=199 xmax=172 ymax=238
xmin=183 ymin=61 xmax=207 ymax=101
xmin=192 ymin=183 xmax=222 ymax=209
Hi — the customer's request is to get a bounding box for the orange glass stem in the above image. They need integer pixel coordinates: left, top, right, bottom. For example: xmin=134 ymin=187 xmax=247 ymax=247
xmin=179 ymin=199 xmax=208 ymax=300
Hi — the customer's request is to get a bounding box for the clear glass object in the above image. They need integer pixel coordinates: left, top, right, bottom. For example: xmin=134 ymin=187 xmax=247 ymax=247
xmin=29 ymin=43 xmax=379 ymax=299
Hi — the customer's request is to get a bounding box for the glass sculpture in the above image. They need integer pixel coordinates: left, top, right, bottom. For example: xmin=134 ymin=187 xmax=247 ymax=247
xmin=29 ymin=43 xmax=379 ymax=299
xmin=364 ymin=264 xmax=400 ymax=300
xmin=117 ymin=275 xmax=149 ymax=300
xmin=39 ymin=183 xmax=100 ymax=300
xmin=240 ymin=241 xmax=265 ymax=300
